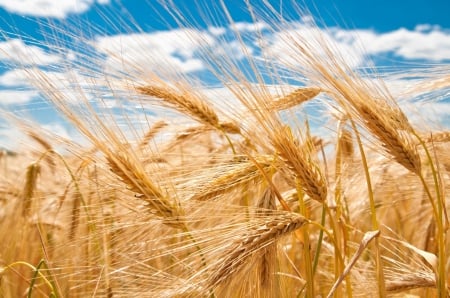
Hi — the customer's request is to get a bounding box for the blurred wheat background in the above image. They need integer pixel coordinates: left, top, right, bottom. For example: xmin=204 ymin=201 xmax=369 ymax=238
xmin=0 ymin=1 xmax=449 ymax=297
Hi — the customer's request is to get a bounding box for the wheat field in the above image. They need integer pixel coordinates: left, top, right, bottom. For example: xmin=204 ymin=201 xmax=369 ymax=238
xmin=0 ymin=2 xmax=449 ymax=297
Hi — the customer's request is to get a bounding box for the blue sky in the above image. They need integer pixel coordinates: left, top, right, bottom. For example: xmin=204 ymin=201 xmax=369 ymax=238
xmin=0 ymin=0 xmax=449 ymax=149
xmin=2 ymin=1 xmax=449 ymax=35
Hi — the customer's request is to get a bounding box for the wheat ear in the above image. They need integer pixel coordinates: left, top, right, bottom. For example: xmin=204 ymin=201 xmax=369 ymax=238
xmin=107 ymin=151 xmax=185 ymax=229
xmin=358 ymin=104 xmax=421 ymax=174
xmin=27 ymin=131 xmax=56 ymax=172
xmin=385 ymin=275 xmax=435 ymax=293
xmin=218 ymin=121 xmax=241 ymax=134
xmin=338 ymin=126 xmax=354 ymax=159
xmin=191 ymin=156 xmax=274 ymax=201
xmin=22 ymin=162 xmax=41 ymax=216
xmin=138 ymin=121 xmax=167 ymax=150
xmin=325 ymin=75 xmax=421 ymax=174
xmin=270 ymin=87 xmax=321 ymax=111
xmin=272 ymin=127 xmax=327 ymax=203
xmin=69 ymin=191 xmax=81 ymax=240
xmin=136 ymin=85 xmax=220 ymax=128
xmin=208 ymin=212 xmax=307 ymax=288
xmin=423 ymin=131 xmax=450 ymax=143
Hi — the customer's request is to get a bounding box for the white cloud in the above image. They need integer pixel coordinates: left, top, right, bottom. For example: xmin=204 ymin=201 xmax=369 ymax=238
xmin=0 ymin=0 xmax=109 ymax=19
xmin=266 ymin=24 xmax=366 ymax=69
xmin=401 ymin=100 xmax=450 ymax=128
xmin=0 ymin=69 xmax=31 ymax=86
xmin=0 ymin=66 xmax=106 ymax=106
xmin=0 ymin=90 xmax=38 ymax=105
xmin=0 ymin=39 xmax=61 ymax=65
xmin=95 ymin=29 xmax=216 ymax=74
xmin=41 ymin=122 xmax=71 ymax=139
xmin=234 ymin=21 xmax=269 ymax=32
xmin=263 ymin=23 xmax=450 ymax=73
xmin=333 ymin=26 xmax=450 ymax=61
xmin=208 ymin=26 xmax=226 ymax=36
xmin=0 ymin=125 xmax=26 ymax=150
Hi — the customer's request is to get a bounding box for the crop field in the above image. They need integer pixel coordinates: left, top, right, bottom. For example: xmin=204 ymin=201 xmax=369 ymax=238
xmin=0 ymin=1 xmax=449 ymax=297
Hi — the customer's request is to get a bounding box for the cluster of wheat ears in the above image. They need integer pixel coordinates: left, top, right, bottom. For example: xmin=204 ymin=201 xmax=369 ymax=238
xmin=0 ymin=2 xmax=449 ymax=297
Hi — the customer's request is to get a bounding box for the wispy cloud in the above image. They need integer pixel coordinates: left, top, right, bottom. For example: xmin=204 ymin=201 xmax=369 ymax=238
xmin=0 ymin=0 xmax=109 ymax=19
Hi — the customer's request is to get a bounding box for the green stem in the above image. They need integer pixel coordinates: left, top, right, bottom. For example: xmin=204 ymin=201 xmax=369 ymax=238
xmin=28 ymin=259 xmax=46 ymax=298
xmin=6 ymin=261 xmax=58 ymax=297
